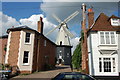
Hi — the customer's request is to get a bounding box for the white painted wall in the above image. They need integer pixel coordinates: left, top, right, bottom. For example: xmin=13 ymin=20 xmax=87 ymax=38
xmin=18 ymin=30 xmax=35 ymax=72
xmin=88 ymin=31 xmax=119 ymax=76
xmin=5 ymin=32 xmax=11 ymax=64
xmin=118 ymin=33 xmax=120 ymax=73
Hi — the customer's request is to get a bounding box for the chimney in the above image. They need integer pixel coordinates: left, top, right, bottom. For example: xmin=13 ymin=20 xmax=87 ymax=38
xmin=38 ymin=17 xmax=44 ymax=34
xmin=87 ymin=8 xmax=94 ymax=29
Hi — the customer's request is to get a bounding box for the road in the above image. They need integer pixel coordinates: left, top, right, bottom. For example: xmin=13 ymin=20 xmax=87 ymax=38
xmin=10 ymin=65 xmax=71 ymax=80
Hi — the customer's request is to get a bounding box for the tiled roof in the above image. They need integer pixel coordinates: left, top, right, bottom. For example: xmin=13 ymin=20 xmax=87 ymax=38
xmin=89 ymin=13 xmax=120 ymax=32
xmin=7 ymin=26 xmax=37 ymax=33
xmin=109 ymin=15 xmax=120 ymax=19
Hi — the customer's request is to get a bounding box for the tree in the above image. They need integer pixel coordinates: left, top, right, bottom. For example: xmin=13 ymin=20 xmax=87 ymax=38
xmin=72 ymin=42 xmax=82 ymax=69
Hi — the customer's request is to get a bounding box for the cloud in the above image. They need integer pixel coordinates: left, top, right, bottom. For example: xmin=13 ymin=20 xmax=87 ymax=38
xmin=1 ymin=12 xmax=79 ymax=53
xmin=40 ymin=1 xmax=119 ymax=53
xmin=0 ymin=12 xmax=20 ymax=36
xmin=19 ymin=14 xmax=80 ymax=53
xmin=70 ymin=37 xmax=80 ymax=54
xmin=19 ymin=14 xmax=58 ymax=42
xmin=40 ymin=2 xmax=118 ymax=35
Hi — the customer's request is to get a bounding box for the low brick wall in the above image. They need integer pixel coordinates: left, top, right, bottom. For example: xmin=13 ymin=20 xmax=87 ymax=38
xmin=20 ymin=71 xmax=32 ymax=74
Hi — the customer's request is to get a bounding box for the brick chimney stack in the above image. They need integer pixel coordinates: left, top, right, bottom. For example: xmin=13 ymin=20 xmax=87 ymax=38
xmin=38 ymin=17 xmax=44 ymax=34
xmin=87 ymin=8 xmax=94 ymax=29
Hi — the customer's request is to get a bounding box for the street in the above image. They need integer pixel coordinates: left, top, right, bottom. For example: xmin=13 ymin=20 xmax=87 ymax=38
xmin=10 ymin=65 xmax=71 ymax=80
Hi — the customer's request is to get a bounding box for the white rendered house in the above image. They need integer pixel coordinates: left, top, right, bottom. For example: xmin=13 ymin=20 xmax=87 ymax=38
xmin=87 ymin=13 xmax=120 ymax=77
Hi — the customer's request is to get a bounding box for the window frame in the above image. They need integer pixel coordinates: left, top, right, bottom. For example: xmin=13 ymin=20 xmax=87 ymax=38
xmin=23 ymin=51 xmax=29 ymax=65
xmin=103 ymin=58 xmax=111 ymax=72
xmin=99 ymin=57 xmax=116 ymax=73
xmin=99 ymin=31 xmax=116 ymax=45
xmin=111 ymin=18 xmax=120 ymax=26
xmin=25 ymin=32 xmax=31 ymax=44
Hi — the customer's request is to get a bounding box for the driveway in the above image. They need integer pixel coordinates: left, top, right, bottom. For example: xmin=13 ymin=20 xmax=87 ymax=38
xmin=10 ymin=65 xmax=71 ymax=80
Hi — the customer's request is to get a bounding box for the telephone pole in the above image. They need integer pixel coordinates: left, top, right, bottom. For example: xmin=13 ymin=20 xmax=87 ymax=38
xmin=81 ymin=3 xmax=89 ymax=74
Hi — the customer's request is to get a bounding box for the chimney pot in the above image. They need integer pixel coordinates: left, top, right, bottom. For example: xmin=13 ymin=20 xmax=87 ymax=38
xmin=88 ymin=8 xmax=93 ymax=13
xmin=88 ymin=8 xmax=94 ymax=29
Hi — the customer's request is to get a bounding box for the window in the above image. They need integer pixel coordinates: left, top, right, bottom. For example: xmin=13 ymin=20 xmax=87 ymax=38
xmin=100 ymin=32 xmax=105 ymax=44
xmin=110 ymin=32 xmax=115 ymax=44
xmin=99 ymin=58 xmax=102 ymax=72
xmin=113 ymin=58 xmax=115 ymax=72
xmin=25 ymin=32 xmax=31 ymax=43
xmin=23 ymin=51 xmax=29 ymax=64
xmin=44 ymin=40 xmax=46 ymax=46
xmin=105 ymin=32 xmax=110 ymax=44
xmin=99 ymin=32 xmax=116 ymax=45
xmin=99 ymin=57 xmax=116 ymax=72
xmin=103 ymin=58 xmax=111 ymax=72
xmin=111 ymin=18 xmax=120 ymax=26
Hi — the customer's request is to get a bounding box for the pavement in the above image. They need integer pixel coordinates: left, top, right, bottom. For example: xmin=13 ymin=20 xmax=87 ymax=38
xmin=10 ymin=65 xmax=71 ymax=80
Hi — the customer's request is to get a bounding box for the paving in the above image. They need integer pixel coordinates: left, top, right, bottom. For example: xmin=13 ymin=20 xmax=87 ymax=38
xmin=10 ymin=65 xmax=72 ymax=80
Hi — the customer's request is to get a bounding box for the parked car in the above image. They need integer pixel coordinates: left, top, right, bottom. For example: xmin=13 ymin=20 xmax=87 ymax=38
xmin=0 ymin=70 xmax=11 ymax=80
xmin=52 ymin=72 xmax=95 ymax=80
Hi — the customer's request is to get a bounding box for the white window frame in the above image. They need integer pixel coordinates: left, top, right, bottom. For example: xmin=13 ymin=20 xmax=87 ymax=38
xmin=25 ymin=32 xmax=31 ymax=44
xmin=99 ymin=31 xmax=116 ymax=45
xmin=99 ymin=57 xmax=116 ymax=73
xmin=23 ymin=51 xmax=30 ymax=65
xmin=103 ymin=58 xmax=111 ymax=72
xmin=111 ymin=18 xmax=120 ymax=26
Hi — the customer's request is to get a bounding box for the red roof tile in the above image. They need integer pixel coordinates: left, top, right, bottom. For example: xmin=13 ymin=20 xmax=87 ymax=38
xmin=89 ymin=13 xmax=120 ymax=32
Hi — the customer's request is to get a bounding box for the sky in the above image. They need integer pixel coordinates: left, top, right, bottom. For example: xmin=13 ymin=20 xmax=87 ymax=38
xmin=0 ymin=0 xmax=120 ymax=53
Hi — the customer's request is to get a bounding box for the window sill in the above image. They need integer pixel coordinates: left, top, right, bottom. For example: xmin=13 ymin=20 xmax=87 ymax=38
xmin=24 ymin=43 xmax=31 ymax=45
xmin=98 ymin=44 xmax=117 ymax=46
xmin=22 ymin=63 xmax=29 ymax=66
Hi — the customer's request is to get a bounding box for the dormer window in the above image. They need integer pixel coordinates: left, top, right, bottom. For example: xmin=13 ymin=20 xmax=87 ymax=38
xmin=111 ymin=18 xmax=120 ymax=26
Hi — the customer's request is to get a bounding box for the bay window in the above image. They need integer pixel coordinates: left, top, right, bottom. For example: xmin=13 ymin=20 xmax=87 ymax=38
xmin=99 ymin=57 xmax=116 ymax=72
xmin=99 ymin=31 xmax=116 ymax=45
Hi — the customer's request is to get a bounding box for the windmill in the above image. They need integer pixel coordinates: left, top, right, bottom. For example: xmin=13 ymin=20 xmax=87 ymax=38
xmin=45 ymin=11 xmax=79 ymax=65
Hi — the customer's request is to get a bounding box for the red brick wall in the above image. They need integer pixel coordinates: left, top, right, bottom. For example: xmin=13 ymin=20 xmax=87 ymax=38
xmin=8 ymin=31 xmax=20 ymax=66
xmin=32 ymin=34 xmax=56 ymax=72
xmin=0 ymin=37 xmax=8 ymax=64
xmin=88 ymin=12 xmax=94 ymax=29
xmin=32 ymin=34 xmax=38 ymax=72
xmin=20 ymin=71 xmax=32 ymax=74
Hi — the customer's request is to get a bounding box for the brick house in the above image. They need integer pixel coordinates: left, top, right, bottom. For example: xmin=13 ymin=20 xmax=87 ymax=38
xmin=81 ymin=8 xmax=120 ymax=78
xmin=5 ymin=17 xmax=56 ymax=73
xmin=0 ymin=35 xmax=8 ymax=64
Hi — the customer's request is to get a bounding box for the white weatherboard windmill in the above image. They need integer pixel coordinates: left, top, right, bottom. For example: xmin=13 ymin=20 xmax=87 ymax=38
xmin=45 ymin=11 xmax=79 ymax=46
xmin=45 ymin=11 xmax=79 ymax=65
